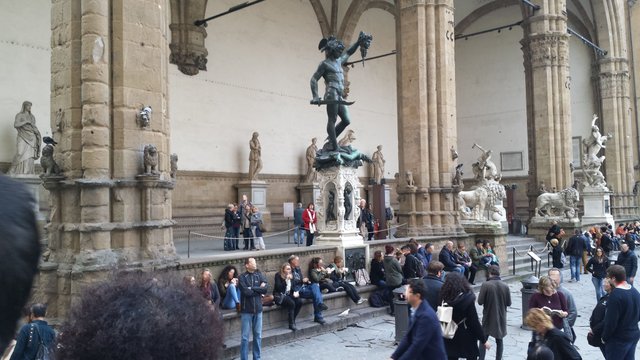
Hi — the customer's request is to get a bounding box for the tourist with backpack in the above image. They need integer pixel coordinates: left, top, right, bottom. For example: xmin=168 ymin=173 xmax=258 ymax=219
xmin=10 ymin=304 xmax=55 ymax=360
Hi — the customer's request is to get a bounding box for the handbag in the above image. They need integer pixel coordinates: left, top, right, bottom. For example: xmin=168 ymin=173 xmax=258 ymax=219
xmin=309 ymin=223 xmax=316 ymax=234
xmin=437 ymin=302 xmax=465 ymax=339
xmin=274 ymin=292 xmax=286 ymax=306
xmin=355 ymin=268 xmax=370 ymax=286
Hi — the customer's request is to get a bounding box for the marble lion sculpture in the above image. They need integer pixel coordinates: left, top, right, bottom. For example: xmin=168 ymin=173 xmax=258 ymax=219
xmin=535 ymin=187 xmax=579 ymax=218
xmin=143 ymin=144 xmax=159 ymax=174
xmin=457 ymin=181 xmax=505 ymax=221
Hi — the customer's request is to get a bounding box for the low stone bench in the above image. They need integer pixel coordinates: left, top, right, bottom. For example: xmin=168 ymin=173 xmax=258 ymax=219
xmin=221 ymin=284 xmax=384 ymax=358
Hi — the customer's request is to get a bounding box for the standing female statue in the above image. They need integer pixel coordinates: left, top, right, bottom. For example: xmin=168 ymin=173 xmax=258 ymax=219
xmin=248 ymin=132 xmax=262 ymax=180
xmin=9 ymin=101 xmax=41 ymax=175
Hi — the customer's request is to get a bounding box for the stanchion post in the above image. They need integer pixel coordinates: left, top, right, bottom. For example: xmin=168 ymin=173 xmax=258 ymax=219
xmin=512 ymin=247 xmax=516 ymax=275
xmin=287 ymin=217 xmax=291 ymax=244
xmin=188 ymin=230 xmax=191 ymax=258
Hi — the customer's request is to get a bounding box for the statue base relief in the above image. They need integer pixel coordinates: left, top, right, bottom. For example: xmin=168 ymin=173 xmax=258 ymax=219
xmin=236 ymin=180 xmax=271 ymax=229
xmin=581 ymin=186 xmax=614 ymax=228
xmin=315 ymin=165 xmax=365 ymax=248
xmin=296 ymin=182 xmax=320 ymax=208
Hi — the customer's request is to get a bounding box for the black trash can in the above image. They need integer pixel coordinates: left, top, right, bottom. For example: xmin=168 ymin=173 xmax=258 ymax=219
xmin=520 ymin=275 xmax=539 ymax=329
xmin=393 ymin=285 xmax=410 ymax=343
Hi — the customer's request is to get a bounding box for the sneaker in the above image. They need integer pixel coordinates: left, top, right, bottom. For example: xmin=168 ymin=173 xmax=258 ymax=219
xmin=336 ymin=286 xmax=345 ymax=292
xmin=314 ymin=318 xmax=326 ymax=325
xmin=356 ymin=298 xmax=366 ymax=305
xmin=320 ymin=303 xmax=328 ymax=311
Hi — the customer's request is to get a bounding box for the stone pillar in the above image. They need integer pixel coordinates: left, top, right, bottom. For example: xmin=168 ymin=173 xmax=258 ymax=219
xmin=39 ymin=0 xmax=177 ymax=319
xmin=521 ymin=1 xmax=572 ymax=217
xmin=395 ymin=0 xmax=462 ymax=237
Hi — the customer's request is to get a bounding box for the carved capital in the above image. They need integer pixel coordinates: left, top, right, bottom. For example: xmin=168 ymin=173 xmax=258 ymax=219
xmin=169 ymin=0 xmax=208 ymax=76
xmin=599 ymin=72 xmax=630 ymax=99
xmin=522 ymin=34 xmax=569 ymax=68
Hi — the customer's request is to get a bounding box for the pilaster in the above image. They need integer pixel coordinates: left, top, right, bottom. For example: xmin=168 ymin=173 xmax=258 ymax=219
xmin=521 ymin=2 xmax=572 ymax=217
xmin=395 ymin=0 xmax=462 ymax=236
xmin=39 ymin=0 xmax=177 ymax=319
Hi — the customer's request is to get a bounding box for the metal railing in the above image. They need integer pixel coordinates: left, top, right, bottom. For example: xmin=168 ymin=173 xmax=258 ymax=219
xmin=509 ymin=242 xmax=550 ymax=277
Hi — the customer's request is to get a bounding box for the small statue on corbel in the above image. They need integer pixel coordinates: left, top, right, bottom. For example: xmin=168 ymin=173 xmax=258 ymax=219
xmin=138 ymin=106 xmax=152 ymax=128
xmin=143 ymin=144 xmax=159 ymax=175
xmin=170 ymin=153 xmax=178 ymax=180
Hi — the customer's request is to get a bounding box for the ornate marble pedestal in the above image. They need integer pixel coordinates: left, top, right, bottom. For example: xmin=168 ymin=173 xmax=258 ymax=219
xmin=315 ymin=166 xmax=364 ymax=248
xmin=581 ymin=186 xmax=614 ymax=227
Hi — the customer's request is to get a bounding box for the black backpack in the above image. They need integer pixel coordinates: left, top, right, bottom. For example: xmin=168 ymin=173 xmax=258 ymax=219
xmin=368 ymin=290 xmax=387 ymax=308
xmin=33 ymin=324 xmax=53 ymax=360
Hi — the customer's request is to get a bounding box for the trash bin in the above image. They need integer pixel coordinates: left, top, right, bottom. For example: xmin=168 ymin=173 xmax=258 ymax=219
xmin=393 ymin=285 xmax=410 ymax=343
xmin=520 ymin=275 xmax=539 ymax=329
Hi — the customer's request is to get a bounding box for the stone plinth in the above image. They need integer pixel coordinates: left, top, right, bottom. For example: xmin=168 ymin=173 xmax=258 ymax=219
xmin=297 ymin=182 xmax=320 ymax=207
xmin=315 ymin=166 xmax=364 ymax=248
xmin=461 ymin=221 xmax=507 ymax=264
xmin=581 ymin=187 xmax=614 ymax=227
xmin=528 ymin=217 xmax=581 ymax=243
xmin=236 ymin=180 xmax=271 ymax=228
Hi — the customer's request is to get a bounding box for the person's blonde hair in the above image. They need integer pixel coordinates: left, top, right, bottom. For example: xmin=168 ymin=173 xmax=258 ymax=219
xmin=525 ymin=308 xmax=553 ymax=331
xmin=550 ymin=238 xmax=559 ymax=247
xmin=333 ymin=256 xmax=344 ymax=265
xmin=537 ymin=276 xmax=554 ymax=293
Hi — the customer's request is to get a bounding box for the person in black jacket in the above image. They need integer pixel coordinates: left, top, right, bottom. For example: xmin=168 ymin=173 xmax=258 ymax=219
xmin=402 ymin=244 xmax=424 ymax=279
xmin=525 ymin=308 xmax=582 ymax=360
xmin=550 ymin=239 xmax=564 ymax=270
xmin=328 ymin=256 xmax=365 ymax=305
xmin=422 ymin=260 xmax=444 ymax=311
xmin=587 ymin=278 xmax=612 ymax=356
xmin=0 ymin=175 xmax=40 ymax=354
xmin=439 ymin=241 xmax=465 ymax=274
xmin=439 ymin=273 xmax=490 ymax=359
xmin=223 ymin=204 xmax=235 ymax=251
xmin=616 ymin=243 xmax=638 ymax=285
xmin=238 ymin=257 xmax=268 ymax=360
xmin=565 ymin=230 xmax=588 ymax=282
xmin=599 ymin=226 xmax=613 ymax=256
xmin=369 ymin=250 xmax=386 ymax=287
xmin=585 ymin=247 xmax=609 ymax=300
xmin=9 ymin=304 xmax=56 ymax=360
xmin=288 ymin=255 xmax=328 ymax=324
xmin=273 ymin=262 xmax=302 ymax=331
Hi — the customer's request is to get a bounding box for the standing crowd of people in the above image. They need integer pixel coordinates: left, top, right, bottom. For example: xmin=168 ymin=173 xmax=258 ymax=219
xmin=223 ymin=194 xmax=266 ymax=251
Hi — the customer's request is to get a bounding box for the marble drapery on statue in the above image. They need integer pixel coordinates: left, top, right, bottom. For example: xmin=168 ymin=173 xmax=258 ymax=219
xmin=310 ymin=31 xmax=372 ymax=169
xmin=305 ymin=138 xmax=318 ymax=182
xmin=248 ymin=132 xmax=262 ymax=180
xmin=371 ymin=145 xmax=385 ymax=184
xmin=8 ymin=101 xmax=41 ymax=175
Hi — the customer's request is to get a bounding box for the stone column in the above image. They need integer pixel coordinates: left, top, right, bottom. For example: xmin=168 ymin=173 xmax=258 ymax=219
xmin=39 ymin=0 xmax=177 ymax=319
xmin=521 ymin=1 xmax=572 ymax=216
xmin=395 ymin=0 xmax=462 ymax=236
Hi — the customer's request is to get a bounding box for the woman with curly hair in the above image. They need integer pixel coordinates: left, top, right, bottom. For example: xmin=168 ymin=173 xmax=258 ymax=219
xmin=217 ymin=265 xmax=240 ymax=310
xmin=439 ymin=272 xmax=490 ymax=360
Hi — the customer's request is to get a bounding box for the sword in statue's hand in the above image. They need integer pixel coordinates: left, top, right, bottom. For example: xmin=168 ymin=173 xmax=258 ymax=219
xmin=310 ymin=98 xmax=356 ymax=106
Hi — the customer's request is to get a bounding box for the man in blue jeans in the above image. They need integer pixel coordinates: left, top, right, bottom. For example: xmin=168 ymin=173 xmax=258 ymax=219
xmin=293 ymin=202 xmax=305 ymax=245
xmin=288 ymin=255 xmax=328 ymax=324
xmin=238 ymin=257 xmax=268 ymax=360
xmin=602 ymin=265 xmax=640 ymax=360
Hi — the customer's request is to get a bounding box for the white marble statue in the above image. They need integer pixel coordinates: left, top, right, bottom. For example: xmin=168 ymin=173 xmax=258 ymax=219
xmin=581 ymin=114 xmax=611 ymax=190
xmin=371 ymin=145 xmax=385 ymax=184
xmin=248 ymin=132 xmax=262 ymax=180
xmin=305 ymin=138 xmax=318 ymax=183
xmin=457 ymin=179 xmax=506 ymax=222
xmin=534 ymin=187 xmax=579 ymax=219
xmin=8 ymin=101 xmax=41 ymax=175
xmin=471 ymin=143 xmax=500 ymax=181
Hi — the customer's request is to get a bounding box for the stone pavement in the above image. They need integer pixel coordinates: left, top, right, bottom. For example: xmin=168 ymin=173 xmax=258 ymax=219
xmin=245 ymin=267 xmax=640 ymax=360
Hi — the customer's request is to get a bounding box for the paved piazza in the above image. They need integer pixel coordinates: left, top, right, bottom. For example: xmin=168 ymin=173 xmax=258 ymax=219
xmin=253 ymin=267 xmax=639 ymax=360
